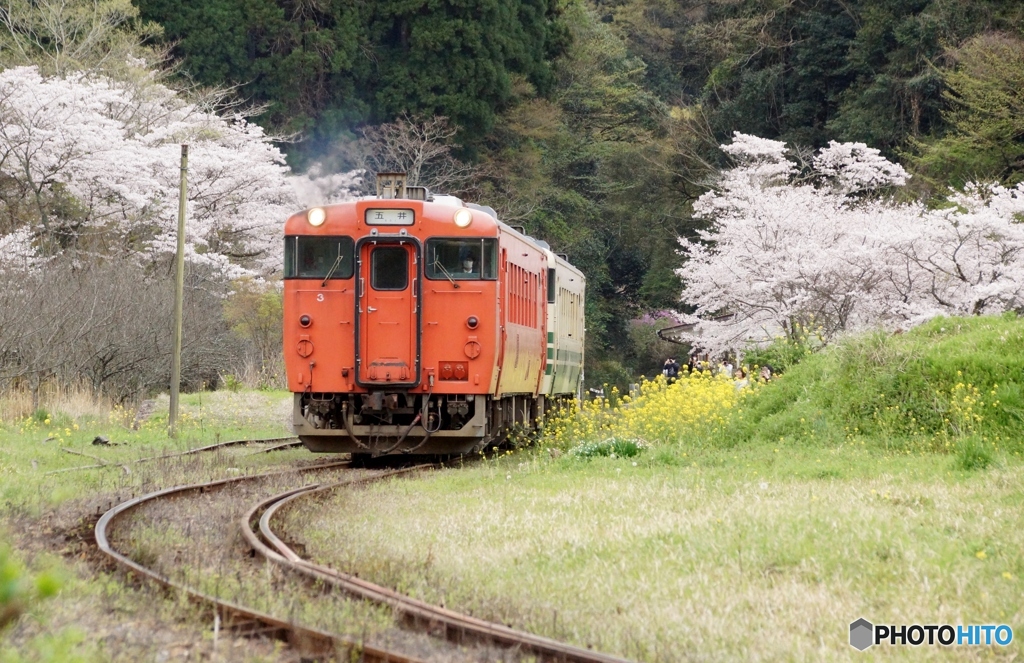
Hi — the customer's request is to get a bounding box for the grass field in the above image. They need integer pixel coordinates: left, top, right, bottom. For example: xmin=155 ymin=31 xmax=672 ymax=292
xmin=0 ymin=389 xmax=300 ymax=662
xmin=3 ymin=315 xmax=1024 ymax=661
xmin=0 ymin=389 xmax=293 ymax=510
xmin=285 ymin=315 xmax=1024 ymax=661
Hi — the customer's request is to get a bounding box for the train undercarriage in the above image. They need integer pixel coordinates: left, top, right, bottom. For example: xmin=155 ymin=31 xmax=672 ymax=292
xmin=294 ymin=391 xmax=550 ymax=456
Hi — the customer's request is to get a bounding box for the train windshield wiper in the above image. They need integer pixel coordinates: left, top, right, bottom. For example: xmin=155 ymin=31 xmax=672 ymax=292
xmin=434 ymin=260 xmax=459 ymax=289
xmin=320 ymin=254 xmax=343 ymax=287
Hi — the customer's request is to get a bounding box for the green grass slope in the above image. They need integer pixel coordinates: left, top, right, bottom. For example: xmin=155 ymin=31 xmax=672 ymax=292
xmin=717 ymin=314 xmax=1024 ymax=465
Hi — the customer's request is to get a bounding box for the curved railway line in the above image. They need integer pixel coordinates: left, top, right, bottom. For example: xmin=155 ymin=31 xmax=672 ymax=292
xmin=93 ymin=438 xmax=633 ymax=662
xmin=246 ymin=476 xmax=632 ymax=663
xmin=94 ymin=460 xmax=388 ymax=661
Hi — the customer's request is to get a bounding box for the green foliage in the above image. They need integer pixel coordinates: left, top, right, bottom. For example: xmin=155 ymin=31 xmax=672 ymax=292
xmin=223 ymin=278 xmax=284 ymax=388
xmin=0 ymin=0 xmax=163 ymax=76
xmin=954 ymin=436 xmax=996 ymax=471
xmin=475 ymin=3 xmax=691 ymax=385
xmin=135 ymin=0 xmax=567 ymax=146
xmin=570 ymin=437 xmax=646 ymax=458
xmin=626 ymin=314 xmax=683 ymax=378
xmin=743 ymin=319 xmax=825 ymax=375
xmin=708 ymin=315 xmax=1024 ymax=461
xmin=221 ymin=374 xmax=242 ymax=393
xmin=1 ymin=543 xmax=60 ymax=632
xmin=0 ymin=627 xmax=92 ymax=663
xmin=743 ymin=340 xmax=812 ymax=377
xmin=595 ymin=0 xmax=1024 ymax=155
xmin=910 ymin=32 xmax=1024 ymax=188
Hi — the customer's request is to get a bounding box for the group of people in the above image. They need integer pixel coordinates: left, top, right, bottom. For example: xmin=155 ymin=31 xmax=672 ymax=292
xmin=662 ymin=355 xmax=772 ymax=386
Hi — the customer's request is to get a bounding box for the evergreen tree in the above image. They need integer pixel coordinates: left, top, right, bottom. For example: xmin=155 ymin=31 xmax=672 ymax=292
xmin=135 ymin=0 xmax=567 ymax=150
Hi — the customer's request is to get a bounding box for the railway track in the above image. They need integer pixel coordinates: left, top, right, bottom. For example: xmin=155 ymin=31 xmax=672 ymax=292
xmin=245 ymin=474 xmax=633 ymax=663
xmin=95 ymin=459 xmax=435 ymax=662
xmin=94 ymin=440 xmax=632 ymax=662
xmin=49 ymin=436 xmax=303 ymax=475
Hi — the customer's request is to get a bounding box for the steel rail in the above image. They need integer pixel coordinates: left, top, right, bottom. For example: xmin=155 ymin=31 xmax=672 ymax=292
xmin=247 ymin=475 xmax=634 ymax=663
xmin=132 ymin=436 xmax=302 ymax=464
xmin=50 ymin=437 xmax=304 ymax=475
xmin=94 ymin=459 xmax=427 ymax=663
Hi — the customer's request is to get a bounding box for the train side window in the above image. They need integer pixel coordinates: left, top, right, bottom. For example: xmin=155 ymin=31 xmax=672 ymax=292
xmin=371 ymin=246 xmax=408 ymax=290
xmin=285 ymin=236 xmax=354 ymax=279
xmin=531 ymin=272 xmax=537 ymax=327
xmin=425 ymin=238 xmax=498 ymax=280
xmin=547 ymin=268 xmax=556 ymax=304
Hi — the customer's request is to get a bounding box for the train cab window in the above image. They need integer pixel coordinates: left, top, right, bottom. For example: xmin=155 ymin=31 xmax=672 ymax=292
xmin=425 ymin=238 xmax=497 ymax=281
xmin=371 ymin=246 xmax=408 ymax=290
xmin=284 ymin=236 xmax=354 ymax=279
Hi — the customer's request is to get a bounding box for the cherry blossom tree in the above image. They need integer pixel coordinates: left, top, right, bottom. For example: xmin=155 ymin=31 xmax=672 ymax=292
xmin=677 ymin=132 xmax=1024 ymax=356
xmin=0 ymin=65 xmax=298 ymax=276
xmin=0 ymin=64 xmax=366 ymax=398
xmin=884 ymin=184 xmax=1024 ymax=321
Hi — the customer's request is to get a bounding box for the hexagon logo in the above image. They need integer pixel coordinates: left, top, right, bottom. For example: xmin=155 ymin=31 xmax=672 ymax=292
xmin=850 ymin=618 xmax=874 ymax=651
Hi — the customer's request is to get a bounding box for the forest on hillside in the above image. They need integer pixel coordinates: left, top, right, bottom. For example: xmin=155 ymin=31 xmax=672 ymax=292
xmin=1 ymin=0 xmax=1023 ymax=396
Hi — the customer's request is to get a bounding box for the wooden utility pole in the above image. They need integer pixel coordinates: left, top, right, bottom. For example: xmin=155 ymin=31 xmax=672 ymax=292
xmin=169 ymin=144 xmax=188 ymax=437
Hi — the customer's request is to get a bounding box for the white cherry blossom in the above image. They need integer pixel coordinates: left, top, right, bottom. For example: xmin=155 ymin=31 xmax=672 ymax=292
xmin=678 ymin=133 xmax=1024 ymax=356
xmin=0 ymin=66 xmax=298 ymax=275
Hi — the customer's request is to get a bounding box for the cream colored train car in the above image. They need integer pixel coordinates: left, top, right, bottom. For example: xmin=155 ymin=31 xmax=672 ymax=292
xmin=541 ymin=250 xmax=585 ymax=399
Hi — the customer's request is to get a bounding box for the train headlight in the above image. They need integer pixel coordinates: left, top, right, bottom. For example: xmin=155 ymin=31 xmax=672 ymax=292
xmin=299 ymin=315 xmax=311 ymax=328
xmin=453 ymin=208 xmax=473 ymax=228
xmin=466 ymin=316 xmax=478 ymax=329
xmin=307 ymin=207 xmax=326 ymax=227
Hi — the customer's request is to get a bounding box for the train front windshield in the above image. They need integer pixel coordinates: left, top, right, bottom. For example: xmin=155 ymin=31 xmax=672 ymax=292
xmin=425 ymin=238 xmax=497 ymax=280
xmin=284 ymin=236 xmax=355 ymax=279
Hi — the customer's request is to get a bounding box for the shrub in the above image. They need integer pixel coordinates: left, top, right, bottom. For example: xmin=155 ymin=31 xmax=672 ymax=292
xmin=570 ymin=437 xmax=647 ymax=458
xmin=954 ymin=437 xmax=995 ymax=471
xmin=743 ymin=319 xmax=824 ymax=374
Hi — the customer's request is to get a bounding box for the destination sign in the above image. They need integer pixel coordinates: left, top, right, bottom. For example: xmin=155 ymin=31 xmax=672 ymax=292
xmin=365 ymin=208 xmax=415 ymax=225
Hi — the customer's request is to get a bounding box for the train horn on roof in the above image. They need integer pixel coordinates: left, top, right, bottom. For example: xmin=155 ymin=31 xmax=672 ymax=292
xmin=376 ymin=172 xmax=406 ymax=199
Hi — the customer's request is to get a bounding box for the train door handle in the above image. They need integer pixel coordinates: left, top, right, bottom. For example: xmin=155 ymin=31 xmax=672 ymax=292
xmin=367 ymin=306 xmax=377 ymax=313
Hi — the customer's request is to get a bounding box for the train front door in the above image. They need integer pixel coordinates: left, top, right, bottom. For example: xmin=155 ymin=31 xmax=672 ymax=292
xmin=357 ymin=240 xmax=420 ymax=386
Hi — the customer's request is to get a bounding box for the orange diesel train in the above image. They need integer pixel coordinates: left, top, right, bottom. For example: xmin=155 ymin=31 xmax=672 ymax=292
xmin=283 ymin=174 xmax=585 ymax=456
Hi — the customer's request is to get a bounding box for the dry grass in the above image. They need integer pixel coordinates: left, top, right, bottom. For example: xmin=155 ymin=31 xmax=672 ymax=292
xmin=287 ymin=450 xmax=1023 ymax=662
xmin=147 ymin=389 xmax=294 ymax=432
xmin=0 ymin=382 xmax=113 ymax=423
xmin=115 ymin=469 xmax=398 ymax=646
xmin=0 ymin=382 xmax=293 ymax=432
